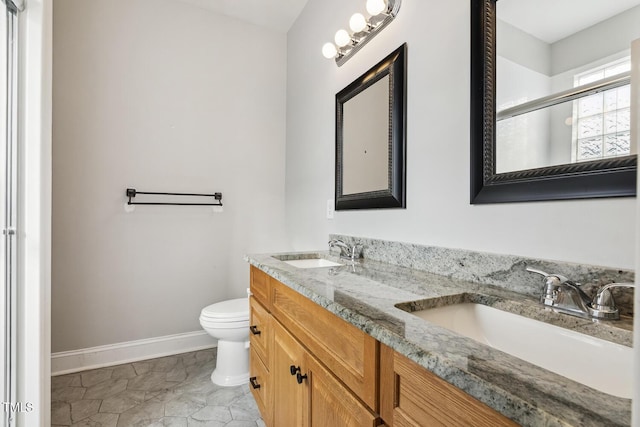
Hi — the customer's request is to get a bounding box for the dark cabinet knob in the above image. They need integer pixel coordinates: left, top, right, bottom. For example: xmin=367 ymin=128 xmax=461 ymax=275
xmin=296 ymin=372 xmax=308 ymax=384
xmin=290 ymin=365 xmax=301 ymax=376
xmin=249 ymin=376 xmax=261 ymax=389
xmin=249 ymin=325 xmax=261 ymax=335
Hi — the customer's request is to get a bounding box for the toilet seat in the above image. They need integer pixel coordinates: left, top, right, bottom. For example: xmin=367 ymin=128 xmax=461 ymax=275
xmin=200 ymin=298 xmax=249 ymax=322
xmin=199 ymin=318 xmax=249 ymax=329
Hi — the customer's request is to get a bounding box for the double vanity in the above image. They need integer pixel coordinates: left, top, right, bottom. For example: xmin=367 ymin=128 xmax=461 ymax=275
xmin=245 ymin=236 xmax=633 ymax=426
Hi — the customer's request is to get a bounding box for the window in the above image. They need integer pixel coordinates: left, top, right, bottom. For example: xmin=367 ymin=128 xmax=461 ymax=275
xmin=572 ymin=57 xmax=631 ymax=162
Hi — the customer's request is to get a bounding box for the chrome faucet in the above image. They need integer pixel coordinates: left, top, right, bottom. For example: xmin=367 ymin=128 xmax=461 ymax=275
xmin=526 ymin=268 xmax=634 ymax=320
xmin=527 ymin=268 xmax=592 ymax=319
xmin=328 ymin=239 xmax=361 ymax=262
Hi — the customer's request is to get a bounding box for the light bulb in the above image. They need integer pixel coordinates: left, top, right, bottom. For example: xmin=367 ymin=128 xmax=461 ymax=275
xmin=349 ymin=13 xmax=367 ymax=33
xmin=334 ymin=29 xmax=351 ymax=48
xmin=366 ymin=0 xmax=387 ymax=16
xmin=322 ymin=42 xmax=337 ymax=59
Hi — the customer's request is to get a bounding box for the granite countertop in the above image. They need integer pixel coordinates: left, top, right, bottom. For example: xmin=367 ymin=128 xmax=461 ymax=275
xmin=245 ymin=251 xmax=633 ymax=427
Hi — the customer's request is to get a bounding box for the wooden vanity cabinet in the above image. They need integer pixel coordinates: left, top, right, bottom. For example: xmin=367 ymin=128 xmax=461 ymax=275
xmin=379 ymin=344 xmax=518 ymax=427
xmin=249 ymin=266 xmax=518 ymax=427
xmin=249 ymin=266 xmax=379 ymax=427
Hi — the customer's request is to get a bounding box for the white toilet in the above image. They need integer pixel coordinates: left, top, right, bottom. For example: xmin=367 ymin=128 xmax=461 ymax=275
xmin=199 ymin=298 xmax=250 ymax=386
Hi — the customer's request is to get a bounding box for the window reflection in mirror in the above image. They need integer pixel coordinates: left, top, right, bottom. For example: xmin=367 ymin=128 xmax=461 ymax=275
xmin=495 ymin=0 xmax=640 ymax=174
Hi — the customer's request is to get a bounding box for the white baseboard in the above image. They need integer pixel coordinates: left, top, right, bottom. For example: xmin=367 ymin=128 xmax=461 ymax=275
xmin=51 ymin=331 xmax=216 ymax=376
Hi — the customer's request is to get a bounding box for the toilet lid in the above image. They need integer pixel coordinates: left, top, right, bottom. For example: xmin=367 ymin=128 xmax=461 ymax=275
xmin=200 ymin=298 xmax=249 ymax=322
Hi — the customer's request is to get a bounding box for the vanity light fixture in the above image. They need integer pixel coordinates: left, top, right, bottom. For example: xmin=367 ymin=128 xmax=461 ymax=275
xmin=322 ymin=0 xmax=401 ymax=66
xmin=349 ymin=13 xmax=367 ymax=33
xmin=334 ymin=29 xmax=352 ymax=48
xmin=366 ymin=0 xmax=387 ymax=15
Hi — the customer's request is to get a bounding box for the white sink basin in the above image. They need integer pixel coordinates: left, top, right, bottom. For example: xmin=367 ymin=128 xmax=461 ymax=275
xmin=283 ymin=258 xmax=343 ymax=268
xmin=407 ymin=303 xmax=632 ymax=398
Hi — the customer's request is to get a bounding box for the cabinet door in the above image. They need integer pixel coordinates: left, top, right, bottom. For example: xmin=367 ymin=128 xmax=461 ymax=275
xmin=380 ymin=344 xmax=517 ymax=427
xmin=271 ymin=278 xmax=378 ymax=409
xmin=273 ymin=321 xmax=308 ymax=426
xmin=305 ymin=355 xmax=378 ymax=427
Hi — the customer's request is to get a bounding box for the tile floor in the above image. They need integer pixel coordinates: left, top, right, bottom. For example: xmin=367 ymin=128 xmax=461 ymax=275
xmin=51 ymin=348 xmax=264 ymax=427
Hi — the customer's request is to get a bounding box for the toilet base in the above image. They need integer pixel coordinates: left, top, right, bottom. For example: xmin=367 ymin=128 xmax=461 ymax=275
xmin=210 ymin=339 xmax=250 ymax=387
xmin=211 ymin=369 xmax=249 ymax=387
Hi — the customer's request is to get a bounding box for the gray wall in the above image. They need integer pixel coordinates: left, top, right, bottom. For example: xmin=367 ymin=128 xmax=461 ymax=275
xmin=285 ymin=0 xmax=636 ymax=270
xmin=551 ymin=5 xmax=640 ymax=76
xmin=52 ymin=0 xmax=288 ymax=352
xmin=497 ymin=19 xmax=551 ymax=76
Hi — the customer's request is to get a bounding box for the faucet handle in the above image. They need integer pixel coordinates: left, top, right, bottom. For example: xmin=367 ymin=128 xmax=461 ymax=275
xmin=591 ymin=288 xmax=616 ymax=311
xmin=526 ymin=267 xmax=568 ymax=283
xmin=588 ymin=282 xmax=635 ymax=319
xmin=526 ymin=267 xmax=550 ymax=277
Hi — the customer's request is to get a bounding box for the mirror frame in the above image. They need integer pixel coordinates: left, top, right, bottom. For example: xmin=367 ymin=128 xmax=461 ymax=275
xmin=470 ymin=0 xmax=637 ymax=204
xmin=335 ymin=43 xmax=407 ymax=210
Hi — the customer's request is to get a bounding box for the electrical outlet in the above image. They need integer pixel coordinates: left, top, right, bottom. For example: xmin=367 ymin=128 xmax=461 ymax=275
xmin=326 ymin=199 xmax=335 ymax=219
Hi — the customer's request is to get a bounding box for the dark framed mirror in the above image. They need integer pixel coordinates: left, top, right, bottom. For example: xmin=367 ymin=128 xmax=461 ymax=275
xmin=335 ymin=43 xmax=407 ymax=210
xmin=470 ymin=0 xmax=638 ymax=204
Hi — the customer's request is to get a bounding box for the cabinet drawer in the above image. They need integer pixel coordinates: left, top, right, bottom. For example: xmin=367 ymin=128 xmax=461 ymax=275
xmin=250 ymin=266 xmax=271 ymax=309
xmin=249 ymin=348 xmax=272 ymax=427
xmin=249 ymin=297 xmax=271 ymax=367
xmin=270 ymin=279 xmax=378 ymax=410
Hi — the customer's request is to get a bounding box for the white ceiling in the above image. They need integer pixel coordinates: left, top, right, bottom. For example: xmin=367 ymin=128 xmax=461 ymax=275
xmin=174 ymin=0 xmax=640 ymax=44
xmin=175 ymin=0 xmax=309 ymax=32
xmin=498 ymin=0 xmax=640 ymax=44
